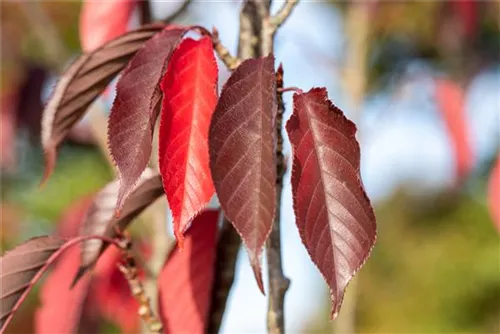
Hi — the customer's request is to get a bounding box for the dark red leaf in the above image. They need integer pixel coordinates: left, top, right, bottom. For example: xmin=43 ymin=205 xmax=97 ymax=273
xmin=488 ymin=156 xmax=500 ymax=233
xmin=76 ymin=172 xmax=163 ymax=282
xmin=80 ymin=0 xmax=137 ymax=52
xmin=159 ymin=37 xmax=218 ymax=247
xmin=0 ymin=236 xmax=66 ymax=332
xmin=41 ymin=24 xmax=165 ymax=183
xmin=35 ymin=246 xmax=92 ymax=334
xmin=435 ymin=78 xmax=474 ymax=180
xmin=108 ymin=27 xmax=189 ymax=213
xmin=286 ymin=88 xmax=377 ymax=318
xmin=158 ymin=210 xmax=219 ymax=334
xmin=208 ymin=55 xmax=277 ymax=292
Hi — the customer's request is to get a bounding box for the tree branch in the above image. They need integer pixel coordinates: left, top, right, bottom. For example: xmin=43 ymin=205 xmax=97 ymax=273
xmin=212 ymin=27 xmax=241 ymax=70
xmin=269 ymin=0 xmax=298 ymax=32
xmin=119 ymin=254 xmax=163 ymax=334
xmin=266 ymin=64 xmax=290 ymax=334
xmin=139 ymin=0 xmax=152 ymax=25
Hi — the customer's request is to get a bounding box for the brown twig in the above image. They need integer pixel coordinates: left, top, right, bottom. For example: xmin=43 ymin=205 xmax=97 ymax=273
xmin=266 ymin=65 xmax=290 ymax=334
xmin=269 ymin=0 xmax=299 ymax=32
xmin=119 ymin=254 xmax=163 ymax=334
xmin=212 ymin=27 xmax=241 ymax=70
xmin=139 ymin=0 xmax=152 ymax=25
xmin=207 ymin=218 xmax=241 ymax=333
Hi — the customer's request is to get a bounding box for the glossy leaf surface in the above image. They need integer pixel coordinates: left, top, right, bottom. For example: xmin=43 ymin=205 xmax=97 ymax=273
xmin=159 ymin=37 xmax=218 ymax=246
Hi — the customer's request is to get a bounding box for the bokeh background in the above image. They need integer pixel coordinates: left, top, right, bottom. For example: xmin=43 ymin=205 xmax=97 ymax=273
xmin=1 ymin=1 xmax=499 ymax=333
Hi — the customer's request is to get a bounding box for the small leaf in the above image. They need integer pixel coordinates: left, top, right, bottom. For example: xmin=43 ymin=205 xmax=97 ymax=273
xmin=488 ymin=156 xmax=500 ymax=232
xmin=80 ymin=0 xmax=137 ymax=52
xmin=76 ymin=173 xmax=163 ymax=282
xmin=159 ymin=37 xmax=218 ymax=247
xmin=41 ymin=24 xmax=165 ymax=183
xmin=108 ymin=27 xmax=189 ymax=213
xmin=35 ymin=246 xmax=93 ymax=334
xmin=158 ymin=210 xmax=219 ymax=334
xmin=0 ymin=236 xmax=66 ymax=332
xmin=286 ymin=88 xmax=377 ymax=318
xmin=435 ymin=78 xmax=474 ymax=180
xmin=209 ymin=55 xmax=277 ymax=292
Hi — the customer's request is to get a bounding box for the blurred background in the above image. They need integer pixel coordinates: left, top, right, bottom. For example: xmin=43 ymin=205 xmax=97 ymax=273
xmin=1 ymin=1 xmax=499 ymax=333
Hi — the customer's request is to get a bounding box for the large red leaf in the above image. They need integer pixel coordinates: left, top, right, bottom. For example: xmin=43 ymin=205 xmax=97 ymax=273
xmin=158 ymin=210 xmax=219 ymax=334
xmin=80 ymin=0 xmax=137 ymax=52
xmin=108 ymin=27 xmax=188 ymax=214
xmin=435 ymin=78 xmax=474 ymax=180
xmin=35 ymin=246 xmax=93 ymax=334
xmin=159 ymin=37 xmax=218 ymax=247
xmin=286 ymin=88 xmax=377 ymax=318
xmin=488 ymin=157 xmax=500 ymax=232
xmin=208 ymin=55 xmax=277 ymax=292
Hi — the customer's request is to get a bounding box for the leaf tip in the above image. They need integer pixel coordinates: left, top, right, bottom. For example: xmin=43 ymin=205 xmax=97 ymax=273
xmin=70 ymin=266 xmax=88 ymax=288
xmin=175 ymin=230 xmax=185 ymax=250
xmin=250 ymin=256 xmax=265 ymax=295
xmin=40 ymin=147 xmax=56 ymax=188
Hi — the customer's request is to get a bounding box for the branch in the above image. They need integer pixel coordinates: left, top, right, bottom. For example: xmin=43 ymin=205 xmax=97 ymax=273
xmin=207 ymin=218 xmax=241 ymax=333
xmin=212 ymin=27 xmax=241 ymax=71
xmin=139 ymin=0 xmax=152 ymax=25
xmin=266 ymin=65 xmax=290 ymax=334
xmin=269 ymin=0 xmax=299 ymax=32
xmin=119 ymin=254 xmax=163 ymax=334
xmin=161 ymin=0 xmax=192 ymax=24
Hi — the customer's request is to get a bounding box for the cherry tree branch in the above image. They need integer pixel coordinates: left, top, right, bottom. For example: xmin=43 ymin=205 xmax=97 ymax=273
xmin=266 ymin=64 xmax=290 ymax=334
xmin=212 ymin=27 xmax=241 ymax=70
xmin=139 ymin=0 xmax=152 ymax=25
xmin=269 ymin=0 xmax=298 ymax=32
xmin=119 ymin=254 xmax=163 ymax=334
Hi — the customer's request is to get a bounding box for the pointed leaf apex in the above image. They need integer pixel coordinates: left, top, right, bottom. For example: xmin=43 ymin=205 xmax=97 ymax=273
xmin=40 ymin=146 xmax=56 ymax=188
xmin=250 ymin=255 xmax=265 ymax=295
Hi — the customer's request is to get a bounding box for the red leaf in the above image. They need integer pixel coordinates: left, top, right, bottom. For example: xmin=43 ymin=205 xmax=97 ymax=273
xmin=158 ymin=210 xmax=219 ymax=334
xmin=159 ymin=37 xmax=218 ymax=247
xmin=286 ymin=88 xmax=377 ymax=318
xmin=35 ymin=246 xmax=93 ymax=334
xmin=93 ymin=247 xmax=139 ymax=333
xmin=79 ymin=0 xmax=137 ymax=52
xmin=208 ymin=55 xmax=277 ymax=292
xmin=41 ymin=24 xmax=165 ymax=183
xmin=488 ymin=157 xmax=500 ymax=232
xmin=108 ymin=27 xmax=188 ymax=214
xmin=435 ymin=78 xmax=474 ymax=180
